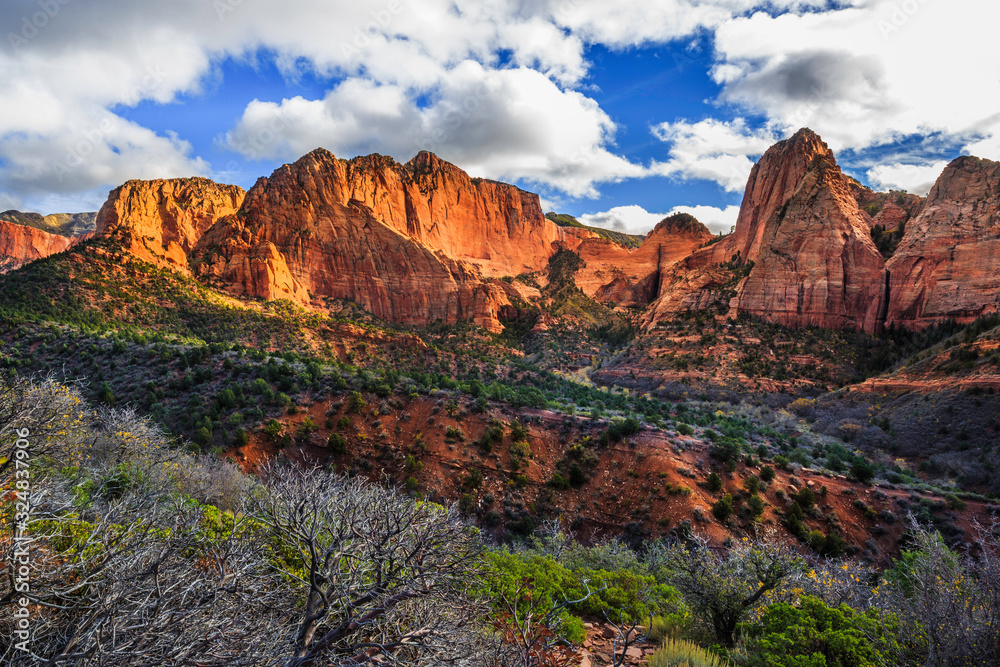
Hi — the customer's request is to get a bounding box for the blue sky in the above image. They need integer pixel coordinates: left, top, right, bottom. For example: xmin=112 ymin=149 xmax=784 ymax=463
xmin=1 ymin=0 xmax=996 ymax=235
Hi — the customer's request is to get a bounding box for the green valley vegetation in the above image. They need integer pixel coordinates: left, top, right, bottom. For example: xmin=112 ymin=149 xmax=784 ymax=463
xmin=3 ymin=377 xmax=1000 ymax=665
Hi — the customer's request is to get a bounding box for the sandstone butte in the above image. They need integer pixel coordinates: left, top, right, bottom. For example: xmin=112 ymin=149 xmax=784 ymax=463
xmin=12 ymin=132 xmax=1000 ymax=336
xmin=737 ymin=139 xmax=890 ymax=332
xmin=188 ymin=149 xmax=566 ymax=333
xmin=646 ymin=128 xmax=838 ymax=323
xmin=571 ymin=213 xmax=714 ymax=307
xmin=0 ymin=218 xmax=82 ymax=273
xmin=885 ymin=155 xmax=1000 ymax=328
xmin=183 ymin=149 xmax=706 ymax=332
xmin=649 ymin=128 xmax=892 ymax=332
xmin=94 ymin=177 xmax=246 ymax=272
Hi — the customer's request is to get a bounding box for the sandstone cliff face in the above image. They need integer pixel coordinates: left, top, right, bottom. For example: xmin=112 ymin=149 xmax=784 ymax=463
xmin=0 ymin=219 xmax=78 ymax=273
xmin=731 ymin=129 xmax=836 ymax=264
xmin=0 ymin=210 xmax=97 ymax=237
xmin=737 ymin=150 xmax=889 ymax=331
xmin=571 ymin=214 xmax=713 ymax=307
xmin=648 ymin=128 xmax=889 ymax=332
xmin=270 ymin=149 xmax=564 ymax=277
xmin=193 ymin=150 xmax=522 ymax=332
xmin=886 ymin=156 xmax=1000 ymax=327
xmin=95 ymin=178 xmax=246 ymax=271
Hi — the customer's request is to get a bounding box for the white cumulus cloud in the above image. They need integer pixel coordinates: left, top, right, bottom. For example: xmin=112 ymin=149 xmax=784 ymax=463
xmin=866 ymin=161 xmax=949 ymax=197
xmin=650 ymin=118 xmax=779 ymax=192
xmin=225 ymin=63 xmax=646 ymax=198
xmin=577 ymin=202 xmax=739 ymax=236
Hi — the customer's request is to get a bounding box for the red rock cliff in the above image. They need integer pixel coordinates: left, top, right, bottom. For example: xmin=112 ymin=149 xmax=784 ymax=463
xmin=886 ymin=156 xmax=1000 ymax=327
xmin=0 ymin=219 xmax=79 ymax=273
xmin=192 ymin=150 xmax=532 ymax=332
xmin=737 ymin=145 xmax=889 ymax=332
xmin=95 ymin=178 xmax=246 ymax=271
xmin=648 ymin=129 xmax=889 ymax=331
xmin=573 ymin=214 xmax=713 ymax=307
xmin=266 ymin=149 xmax=565 ymax=277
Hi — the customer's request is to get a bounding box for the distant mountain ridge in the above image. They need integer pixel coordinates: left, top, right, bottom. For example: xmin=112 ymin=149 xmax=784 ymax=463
xmin=0 ymin=209 xmax=97 ymax=237
xmin=544 ymin=212 xmax=645 ymax=248
xmin=3 ymin=132 xmax=1000 ymax=334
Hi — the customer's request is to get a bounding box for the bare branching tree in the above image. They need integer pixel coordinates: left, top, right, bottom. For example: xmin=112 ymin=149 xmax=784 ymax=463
xmin=604 ymin=588 xmax=656 ymax=667
xmin=2 ymin=484 xmax=293 ymax=666
xmin=648 ymin=531 xmax=805 ymax=647
xmin=873 ymin=519 xmax=1000 ymax=667
xmin=0 ymin=375 xmax=87 ymax=485
xmin=491 ymin=576 xmax=591 ymax=667
xmin=1 ymin=379 xmax=488 ymax=666
xmin=246 ymin=464 xmax=484 ymax=666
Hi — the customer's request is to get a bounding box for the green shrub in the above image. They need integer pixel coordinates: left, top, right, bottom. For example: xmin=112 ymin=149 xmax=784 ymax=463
xmin=742 ymin=596 xmax=888 ymax=667
xmin=263 ymin=419 xmax=282 ymax=441
xmin=99 ymin=382 xmax=115 ymax=406
xmin=677 ymin=423 xmax=694 ymax=436
xmin=477 ymin=552 xmax=587 ymax=645
xmin=195 ymin=427 xmax=213 ymax=447
xmin=712 ymin=494 xmax=734 ymax=522
xmin=850 ymin=460 xmax=875 ymax=484
xmin=945 ymin=494 xmax=967 ymax=511
xmin=327 ymin=432 xmax=347 ymax=455
xmin=346 ymin=390 xmax=367 ymax=414
xmin=549 ymin=473 xmax=571 ymax=490
xmin=706 ymin=472 xmax=723 ymax=493
xmin=710 ymin=437 xmax=741 ymax=463
xmin=794 ymin=487 xmax=817 ymax=511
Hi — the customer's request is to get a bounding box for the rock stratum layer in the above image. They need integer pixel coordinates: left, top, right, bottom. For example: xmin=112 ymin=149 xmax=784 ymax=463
xmin=650 ymin=129 xmax=890 ymax=332
xmin=191 ymin=149 xmax=569 ymax=332
xmin=0 ymin=219 xmax=80 ymax=273
xmin=20 ymin=131 xmax=999 ymax=336
xmin=95 ymin=178 xmax=246 ymax=272
xmin=0 ymin=210 xmax=97 ymax=237
xmin=886 ymin=156 xmax=1000 ymax=327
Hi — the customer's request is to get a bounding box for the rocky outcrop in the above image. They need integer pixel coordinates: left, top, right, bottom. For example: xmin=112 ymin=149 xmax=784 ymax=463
xmin=885 ymin=156 xmax=1000 ymax=327
xmin=577 ymin=213 xmax=713 ymax=307
xmin=0 ymin=210 xmax=97 ymax=237
xmin=272 ymin=149 xmax=564 ymax=278
xmin=731 ymin=129 xmax=837 ymax=264
xmin=648 ymin=128 xmax=889 ymax=332
xmin=0 ymin=219 xmax=79 ymax=273
xmin=737 ymin=146 xmax=889 ymax=331
xmin=192 ymin=150 xmax=530 ymax=332
xmin=569 ymin=214 xmax=713 ymax=307
xmin=95 ymin=178 xmax=246 ymax=271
